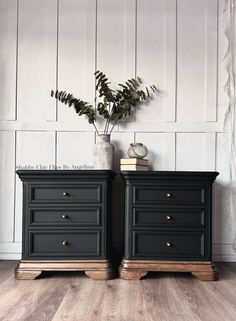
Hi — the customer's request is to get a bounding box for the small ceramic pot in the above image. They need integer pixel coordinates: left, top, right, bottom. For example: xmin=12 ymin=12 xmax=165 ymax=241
xmin=127 ymin=143 xmax=148 ymax=159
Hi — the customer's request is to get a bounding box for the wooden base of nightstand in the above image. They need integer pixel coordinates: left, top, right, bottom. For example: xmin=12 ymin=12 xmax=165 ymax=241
xmin=15 ymin=260 xmax=114 ymax=280
xmin=120 ymin=260 xmax=218 ymax=281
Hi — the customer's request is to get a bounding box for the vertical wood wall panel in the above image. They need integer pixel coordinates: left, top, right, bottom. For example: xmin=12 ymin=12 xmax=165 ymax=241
xmin=111 ymin=132 xmax=134 ymax=170
xmin=0 ymin=0 xmax=17 ymax=120
xmin=176 ymin=133 xmax=207 ymax=171
xmin=213 ymin=133 xmax=232 ymax=244
xmin=205 ymin=0 xmax=218 ymax=121
xmin=97 ymin=0 xmax=135 ymax=86
xmin=135 ymin=132 xmax=175 ymax=170
xmin=164 ymin=0 xmax=177 ymax=122
xmin=15 ymin=131 xmax=56 ymax=242
xmin=96 ymin=0 xmax=136 ymax=128
xmin=17 ymin=0 xmax=57 ymax=121
xmin=58 ymin=0 xmax=96 ymax=121
xmin=217 ymin=0 xmax=228 ymax=123
xmin=176 ymin=0 xmax=217 ymax=122
xmin=204 ymin=133 xmax=216 ymax=170
xmin=57 ymin=132 xmax=95 ymax=169
xmin=164 ymin=133 xmax=176 ymax=170
xmin=135 ymin=0 xmax=165 ymax=122
xmin=0 ymin=132 xmax=15 ymax=242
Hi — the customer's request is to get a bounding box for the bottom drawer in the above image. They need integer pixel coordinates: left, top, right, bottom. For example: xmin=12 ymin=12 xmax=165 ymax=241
xmin=27 ymin=230 xmax=101 ymax=258
xmin=132 ymin=231 xmax=207 ymax=260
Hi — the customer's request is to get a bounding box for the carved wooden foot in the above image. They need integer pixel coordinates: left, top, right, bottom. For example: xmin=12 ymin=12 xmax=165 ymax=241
xmin=85 ymin=268 xmax=115 ymax=280
xmin=120 ymin=260 xmax=218 ymax=281
xmin=15 ymin=267 xmax=42 ymax=280
xmin=120 ymin=268 xmax=148 ymax=280
xmin=192 ymin=263 xmax=219 ymax=281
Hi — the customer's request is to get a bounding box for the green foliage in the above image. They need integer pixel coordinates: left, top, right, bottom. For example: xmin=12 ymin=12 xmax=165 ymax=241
xmin=50 ymin=90 xmax=95 ymax=124
xmin=51 ymin=71 xmax=159 ymax=134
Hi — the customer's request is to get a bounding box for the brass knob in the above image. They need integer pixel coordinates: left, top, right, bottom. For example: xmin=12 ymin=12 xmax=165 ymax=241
xmin=166 ymin=215 xmax=172 ymax=220
xmin=62 ymin=192 xmax=69 ymax=197
xmin=62 ymin=214 xmax=69 ymax=219
xmin=62 ymin=240 xmax=69 ymax=246
xmin=166 ymin=242 xmax=172 ymax=247
xmin=166 ymin=193 xmax=172 ymax=198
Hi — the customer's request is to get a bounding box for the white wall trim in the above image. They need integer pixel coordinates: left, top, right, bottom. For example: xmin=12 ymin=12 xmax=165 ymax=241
xmin=0 ymin=121 xmax=225 ymax=132
xmin=213 ymin=243 xmax=236 ymax=262
xmin=0 ymin=242 xmax=21 ymax=252
xmin=0 ymin=254 xmax=21 ymax=260
xmin=0 ymin=243 xmax=21 ymax=260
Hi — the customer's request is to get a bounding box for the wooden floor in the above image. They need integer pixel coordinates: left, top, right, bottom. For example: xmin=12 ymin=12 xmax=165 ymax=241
xmin=0 ymin=262 xmax=236 ymax=321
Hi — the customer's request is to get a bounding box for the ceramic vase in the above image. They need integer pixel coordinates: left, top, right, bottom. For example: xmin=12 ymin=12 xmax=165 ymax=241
xmin=93 ymin=134 xmax=114 ymax=169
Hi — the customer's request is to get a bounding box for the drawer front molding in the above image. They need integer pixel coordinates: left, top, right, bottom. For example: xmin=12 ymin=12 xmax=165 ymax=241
xmin=132 ymin=231 xmax=207 ymax=260
xmin=133 ymin=185 xmax=206 ymax=205
xmin=29 ymin=184 xmax=101 ymax=203
xmin=28 ymin=230 xmax=101 ymax=258
xmin=28 ymin=207 xmax=101 ymax=226
xmin=133 ymin=208 xmax=205 ymax=228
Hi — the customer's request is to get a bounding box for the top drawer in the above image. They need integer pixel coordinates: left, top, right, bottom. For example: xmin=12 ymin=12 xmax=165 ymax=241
xmin=133 ymin=185 xmax=206 ymax=205
xmin=29 ymin=184 xmax=101 ymax=203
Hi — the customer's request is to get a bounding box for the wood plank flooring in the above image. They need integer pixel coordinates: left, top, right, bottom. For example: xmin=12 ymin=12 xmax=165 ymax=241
xmin=0 ymin=261 xmax=236 ymax=321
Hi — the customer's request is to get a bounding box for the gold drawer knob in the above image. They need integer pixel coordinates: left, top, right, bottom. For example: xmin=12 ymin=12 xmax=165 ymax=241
xmin=62 ymin=192 xmax=69 ymax=197
xmin=62 ymin=214 xmax=69 ymax=219
xmin=166 ymin=242 xmax=172 ymax=247
xmin=166 ymin=193 xmax=172 ymax=198
xmin=62 ymin=240 xmax=69 ymax=246
xmin=166 ymin=215 xmax=172 ymax=220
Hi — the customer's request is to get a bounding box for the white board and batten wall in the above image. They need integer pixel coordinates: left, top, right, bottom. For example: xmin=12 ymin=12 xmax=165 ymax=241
xmin=0 ymin=0 xmax=235 ymax=261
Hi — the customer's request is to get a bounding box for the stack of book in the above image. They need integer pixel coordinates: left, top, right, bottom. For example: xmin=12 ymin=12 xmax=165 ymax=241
xmin=120 ymin=158 xmax=149 ymax=171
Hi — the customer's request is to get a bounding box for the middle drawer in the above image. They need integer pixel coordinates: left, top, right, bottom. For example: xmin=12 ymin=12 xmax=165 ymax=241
xmin=133 ymin=207 xmax=205 ymax=228
xmin=28 ymin=207 xmax=101 ymax=227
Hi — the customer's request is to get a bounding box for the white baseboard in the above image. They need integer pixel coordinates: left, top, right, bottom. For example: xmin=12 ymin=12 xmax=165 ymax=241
xmin=0 ymin=243 xmax=236 ymax=261
xmin=0 ymin=242 xmax=21 ymax=260
xmin=213 ymin=243 xmax=236 ymax=262
xmin=0 ymin=253 xmax=21 ymax=260
xmin=213 ymin=255 xmax=236 ymax=262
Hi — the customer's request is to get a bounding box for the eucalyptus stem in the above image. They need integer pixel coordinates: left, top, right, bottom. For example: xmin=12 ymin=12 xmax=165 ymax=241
xmin=104 ymin=117 xmax=109 ymax=134
xmin=109 ymin=120 xmax=118 ymax=134
xmin=106 ymin=118 xmax=111 ymax=134
xmin=106 ymin=102 xmax=112 ymax=134
xmin=93 ymin=122 xmax=99 ymax=135
xmin=107 ymin=103 xmax=115 ymax=134
xmin=104 ymin=102 xmax=113 ymax=134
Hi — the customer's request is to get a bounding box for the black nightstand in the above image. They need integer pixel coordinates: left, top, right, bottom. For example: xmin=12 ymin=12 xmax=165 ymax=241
xmin=120 ymin=171 xmax=219 ymax=281
xmin=15 ymin=170 xmax=116 ymax=280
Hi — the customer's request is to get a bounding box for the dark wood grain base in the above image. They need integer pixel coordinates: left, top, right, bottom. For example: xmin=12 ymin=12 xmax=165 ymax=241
xmin=15 ymin=260 xmax=114 ymax=280
xmin=120 ymin=260 xmax=218 ymax=281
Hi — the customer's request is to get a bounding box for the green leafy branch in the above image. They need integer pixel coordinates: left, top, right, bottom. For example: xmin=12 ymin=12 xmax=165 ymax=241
xmin=51 ymin=71 xmax=159 ymax=134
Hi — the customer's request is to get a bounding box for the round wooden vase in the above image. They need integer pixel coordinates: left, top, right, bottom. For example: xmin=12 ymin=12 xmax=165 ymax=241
xmin=93 ymin=134 xmax=114 ymax=170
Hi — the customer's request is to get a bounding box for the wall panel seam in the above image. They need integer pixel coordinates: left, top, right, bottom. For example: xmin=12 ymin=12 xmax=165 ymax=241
xmin=15 ymin=0 xmax=19 ymax=121
xmin=13 ymin=131 xmax=17 ymax=242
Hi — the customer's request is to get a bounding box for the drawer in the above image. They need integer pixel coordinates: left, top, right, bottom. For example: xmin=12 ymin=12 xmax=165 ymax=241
xmin=133 ymin=208 xmax=205 ymax=228
xmin=28 ymin=230 xmax=101 ymax=257
xmin=29 ymin=207 xmax=101 ymax=226
xmin=132 ymin=231 xmax=206 ymax=259
xmin=29 ymin=184 xmax=101 ymax=203
xmin=133 ymin=185 xmax=205 ymax=205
